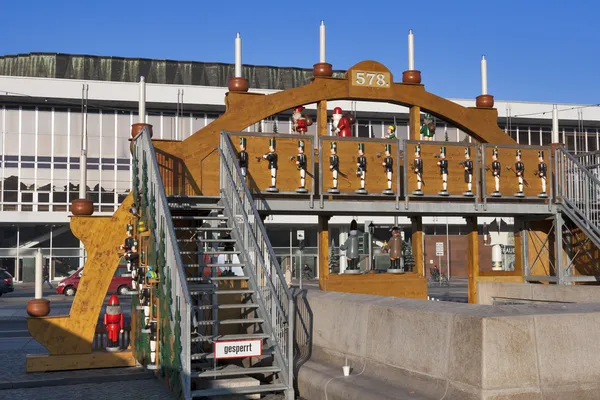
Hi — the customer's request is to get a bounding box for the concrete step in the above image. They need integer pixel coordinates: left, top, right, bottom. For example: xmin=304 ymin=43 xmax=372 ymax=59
xmin=190 ymin=383 xmax=287 ymax=398
xmin=191 ymin=333 xmax=269 ymax=343
xmin=196 ymin=365 xmax=281 ymax=378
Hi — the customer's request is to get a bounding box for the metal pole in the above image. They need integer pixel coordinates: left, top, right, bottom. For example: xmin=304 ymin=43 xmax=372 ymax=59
xmin=35 ymin=248 xmax=43 ymax=300
xmin=289 ymin=229 xmax=293 ymax=280
xmin=299 ymin=249 xmax=303 ymax=290
xmin=286 ymin=297 xmax=295 ymax=400
xmin=368 ymin=230 xmax=373 ymax=272
xmin=446 ymin=217 xmax=450 ymax=280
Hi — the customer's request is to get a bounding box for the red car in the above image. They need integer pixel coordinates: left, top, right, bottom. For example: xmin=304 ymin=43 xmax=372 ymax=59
xmin=56 ymin=264 xmax=132 ymax=296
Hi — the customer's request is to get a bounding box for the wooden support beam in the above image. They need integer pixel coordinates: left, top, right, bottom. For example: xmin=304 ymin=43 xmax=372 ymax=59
xmin=467 ymin=216 xmax=479 ymax=304
xmin=409 ymin=106 xmax=421 ymax=141
xmin=411 ymin=217 xmax=424 ymax=277
xmin=318 ymin=215 xmax=330 ymax=290
xmin=317 ymin=100 xmax=328 ymax=140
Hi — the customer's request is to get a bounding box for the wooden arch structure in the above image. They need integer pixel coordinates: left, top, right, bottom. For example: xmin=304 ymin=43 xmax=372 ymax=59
xmin=153 ymin=60 xmax=515 ymax=196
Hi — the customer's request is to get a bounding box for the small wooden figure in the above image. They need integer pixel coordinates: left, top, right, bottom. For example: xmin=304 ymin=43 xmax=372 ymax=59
xmin=420 ymin=113 xmax=435 ymax=141
xmin=382 ymin=144 xmax=394 ymax=195
xmin=331 ymin=107 xmax=352 ymax=137
xmin=262 ymin=138 xmax=279 ymax=193
xmin=292 ymin=106 xmax=313 ymax=135
xmin=510 ymin=149 xmax=525 ymax=198
xmin=295 ymin=140 xmax=308 ymax=193
xmin=413 ymin=144 xmax=424 ymax=196
xmin=536 ymin=151 xmax=548 ymax=198
xmin=489 ymin=146 xmax=502 ymax=197
xmin=103 ymin=295 xmax=124 ymax=352
xmin=328 ymin=142 xmax=340 ymax=194
xmin=340 ymin=220 xmax=360 ymax=274
xmin=386 ymin=125 xmax=396 ymax=139
xmin=437 ymin=146 xmax=449 ymax=196
xmin=355 ymin=143 xmax=368 ymax=194
xmin=461 ymin=147 xmax=474 ymax=197
xmin=385 ymin=226 xmax=404 ymax=273
xmin=238 ymin=137 xmax=248 ymax=179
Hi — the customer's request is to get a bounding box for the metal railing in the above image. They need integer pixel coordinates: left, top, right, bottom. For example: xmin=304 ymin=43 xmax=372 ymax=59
xmin=554 ymin=146 xmax=600 ymax=248
xmin=133 ymin=127 xmax=192 ymax=400
xmin=219 ymin=131 xmax=294 ymax=398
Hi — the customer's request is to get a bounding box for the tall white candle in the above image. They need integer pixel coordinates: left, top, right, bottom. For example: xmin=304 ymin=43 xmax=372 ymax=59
xmin=139 ymin=76 xmax=146 ymax=123
xmin=481 ymin=56 xmax=488 ymax=95
xmin=408 ymin=29 xmax=415 ymax=70
xmin=235 ymin=33 xmax=242 ymax=78
xmin=34 ymin=248 xmax=43 ymax=300
xmin=320 ymin=21 xmax=326 ymax=63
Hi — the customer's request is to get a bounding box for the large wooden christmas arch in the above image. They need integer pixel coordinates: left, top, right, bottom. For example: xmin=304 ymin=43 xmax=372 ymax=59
xmin=153 ymin=60 xmax=515 ymax=196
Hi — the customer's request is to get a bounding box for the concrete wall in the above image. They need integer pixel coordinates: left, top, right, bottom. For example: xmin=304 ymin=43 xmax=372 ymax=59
xmin=478 ymin=281 xmax=600 ymax=305
xmin=296 ymin=290 xmax=600 ymax=400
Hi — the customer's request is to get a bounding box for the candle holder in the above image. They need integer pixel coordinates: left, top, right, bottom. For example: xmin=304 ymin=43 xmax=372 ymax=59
xmin=313 ymin=63 xmax=333 ymax=78
xmin=131 ymin=123 xmax=153 ymax=139
xmin=402 ymin=70 xmax=422 ymax=84
xmin=228 ymin=77 xmax=249 ymax=93
xmin=71 ymin=198 xmax=94 ymax=216
xmin=476 ymin=94 xmax=495 ymax=108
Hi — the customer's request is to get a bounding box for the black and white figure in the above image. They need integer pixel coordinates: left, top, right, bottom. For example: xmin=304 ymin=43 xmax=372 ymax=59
xmin=514 ymin=150 xmax=525 ymax=198
xmin=328 ymin=142 xmax=340 ymax=194
xmin=147 ymin=319 xmax=158 ymax=370
xmin=355 ymin=143 xmax=368 ymax=194
xmin=238 ymin=137 xmax=248 ymax=179
xmin=437 ymin=146 xmax=449 ymax=196
xmin=141 ymin=287 xmax=151 ymax=331
xmin=296 ymin=140 xmax=308 ymax=193
xmin=413 ymin=144 xmax=424 ymax=196
xmin=126 ymin=239 xmax=140 ymax=290
xmin=382 ymin=144 xmax=394 ymax=195
xmin=262 ymin=138 xmax=279 ymax=193
xmin=490 ymin=147 xmax=501 ymax=197
xmin=462 ymin=147 xmax=474 ymax=197
xmin=537 ymin=151 xmax=548 ymax=198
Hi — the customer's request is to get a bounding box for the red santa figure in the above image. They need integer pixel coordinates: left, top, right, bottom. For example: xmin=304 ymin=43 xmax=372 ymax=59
xmin=331 ymin=107 xmax=352 ymax=137
xmin=104 ymin=294 xmax=124 ymax=352
xmin=292 ymin=106 xmax=312 ymax=134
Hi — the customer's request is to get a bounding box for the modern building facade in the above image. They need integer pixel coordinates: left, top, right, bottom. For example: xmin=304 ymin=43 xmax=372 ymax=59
xmin=1 ymin=53 xmax=599 ymax=281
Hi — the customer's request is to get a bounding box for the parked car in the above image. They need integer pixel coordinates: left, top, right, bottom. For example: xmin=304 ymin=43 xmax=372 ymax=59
xmin=0 ymin=269 xmax=14 ymax=296
xmin=56 ymin=264 xmax=132 ymax=296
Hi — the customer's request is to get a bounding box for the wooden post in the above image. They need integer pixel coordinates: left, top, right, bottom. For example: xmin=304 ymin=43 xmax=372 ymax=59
xmin=318 ymin=215 xmax=330 ymax=290
xmin=466 ymin=216 xmax=479 ymax=304
xmin=411 ymin=217 xmax=424 ymax=277
xmin=409 ymin=106 xmax=421 ymax=141
xmin=317 ymin=100 xmax=328 ymax=148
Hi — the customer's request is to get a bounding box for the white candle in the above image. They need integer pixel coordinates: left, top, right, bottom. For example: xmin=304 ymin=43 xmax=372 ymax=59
xmin=481 ymin=55 xmax=488 ymax=95
xmin=320 ymin=21 xmax=326 ymax=63
xmin=408 ymin=29 xmax=415 ymax=70
xmin=139 ymin=76 xmax=146 ymax=123
xmin=235 ymin=33 xmax=242 ymax=78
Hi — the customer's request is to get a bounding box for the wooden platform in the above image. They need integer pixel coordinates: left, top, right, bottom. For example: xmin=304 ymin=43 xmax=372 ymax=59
xmin=322 ymin=272 xmax=427 ymax=300
xmin=26 ymin=350 xmax=137 ymax=373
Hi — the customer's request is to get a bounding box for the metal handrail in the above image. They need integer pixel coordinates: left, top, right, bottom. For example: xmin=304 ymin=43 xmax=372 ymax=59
xmin=133 ymin=127 xmax=191 ymax=400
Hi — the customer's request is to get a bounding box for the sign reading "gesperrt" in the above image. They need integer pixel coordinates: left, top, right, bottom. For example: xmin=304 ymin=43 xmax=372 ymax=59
xmin=214 ymin=339 xmax=263 ymax=360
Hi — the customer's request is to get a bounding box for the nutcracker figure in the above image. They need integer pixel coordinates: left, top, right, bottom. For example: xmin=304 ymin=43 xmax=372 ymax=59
xmin=238 ymin=137 xmax=248 ymax=179
xmin=262 ymin=138 xmax=279 ymax=193
xmin=382 ymin=144 xmax=394 ymax=195
xmin=413 ymin=144 xmax=424 ymax=196
xmin=340 ymin=220 xmax=360 ymax=274
xmin=126 ymin=239 xmax=140 ymax=289
xmin=120 ymin=224 xmax=135 ymax=270
xmin=328 ymin=142 xmax=340 ymax=194
xmin=103 ymin=294 xmax=124 ymax=352
xmin=386 ymin=125 xmax=396 ymax=139
xmin=490 ymin=147 xmax=502 ymax=197
xmin=420 ymin=113 xmax=435 ymax=141
xmin=514 ymin=150 xmax=525 ymax=198
xmin=331 ymin=107 xmax=352 ymax=137
xmin=295 ymin=140 xmax=308 ymax=193
xmin=140 ymin=281 xmax=151 ymax=331
xmin=355 ymin=143 xmax=368 ymax=194
xmin=147 ymin=319 xmax=158 ymax=370
xmin=537 ymin=151 xmax=548 ymax=198
xmin=462 ymin=147 xmax=474 ymax=197
xmin=292 ymin=106 xmax=313 ymax=135
xmin=384 ymin=226 xmax=404 ymax=273
xmin=437 ymin=146 xmax=449 ymax=196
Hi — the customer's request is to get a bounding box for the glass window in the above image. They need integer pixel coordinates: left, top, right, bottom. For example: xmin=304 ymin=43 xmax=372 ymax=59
xmin=566 ymin=131 xmax=575 ymax=151
xmin=588 ymin=132 xmax=598 ymax=151
xmin=518 ymin=128 xmax=528 ymax=145
xmin=356 ymin=121 xmax=370 ymax=138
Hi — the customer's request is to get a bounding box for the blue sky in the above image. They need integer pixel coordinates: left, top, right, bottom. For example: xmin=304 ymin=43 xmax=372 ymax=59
xmin=1 ymin=0 xmax=598 ymax=104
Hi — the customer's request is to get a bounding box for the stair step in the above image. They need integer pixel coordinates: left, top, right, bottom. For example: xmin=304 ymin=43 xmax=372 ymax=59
xmin=187 ymin=276 xmax=248 ymax=282
xmin=167 ymin=195 xmax=220 ymax=201
xmin=184 ymin=263 xmax=245 ymax=268
xmin=191 ymin=347 xmax=274 ymax=360
xmin=174 ymin=227 xmax=231 ymax=231
xmin=191 ymin=333 xmax=270 ymax=343
xmin=190 ymin=288 xmax=253 ymax=296
xmin=178 ymin=238 xmax=236 ymax=243
xmin=193 ymin=303 xmax=259 ymax=310
xmin=201 ymin=250 xmax=240 ymax=255
xmin=196 ymin=318 xmax=264 ymax=326
xmin=196 ymin=365 xmax=281 ymax=378
xmin=171 ymin=216 xmax=228 ymax=220
xmin=190 ymin=383 xmax=287 ymax=398
xmin=168 ymin=203 xmax=224 ymax=209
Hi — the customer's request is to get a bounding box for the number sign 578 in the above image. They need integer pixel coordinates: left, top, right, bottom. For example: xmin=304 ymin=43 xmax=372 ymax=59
xmin=353 ymin=71 xmax=390 ymax=88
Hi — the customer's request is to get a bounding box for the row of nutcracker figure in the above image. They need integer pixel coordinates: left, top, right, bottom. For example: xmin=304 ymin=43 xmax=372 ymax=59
xmin=238 ymin=138 xmax=395 ymax=195
xmin=412 ymin=145 xmax=548 ymax=198
xmin=105 ymin=221 xmax=159 ymax=369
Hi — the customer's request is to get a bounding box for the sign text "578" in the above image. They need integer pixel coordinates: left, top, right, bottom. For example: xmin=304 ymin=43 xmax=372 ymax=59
xmin=351 ymin=71 xmax=391 ymax=88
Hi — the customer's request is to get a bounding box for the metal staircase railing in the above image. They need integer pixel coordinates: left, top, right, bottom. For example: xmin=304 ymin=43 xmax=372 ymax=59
xmin=133 ymin=127 xmax=192 ymax=400
xmin=554 ymin=146 xmax=600 ymax=249
xmin=218 ymin=131 xmax=295 ymax=400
